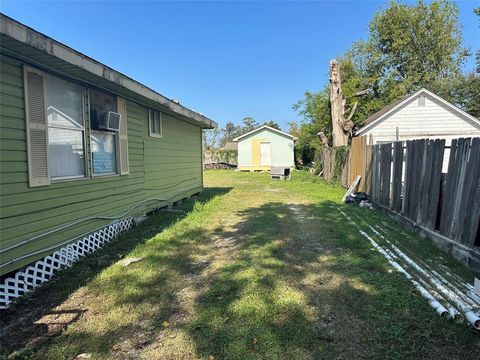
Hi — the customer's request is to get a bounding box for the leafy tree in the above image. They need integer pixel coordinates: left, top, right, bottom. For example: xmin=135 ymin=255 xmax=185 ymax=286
xmin=220 ymin=121 xmax=242 ymax=145
xmin=263 ymin=120 xmax=281 ymax=130
xmin=293 ymin=0 xmax=475 ymax=162
xmin=288 ymin=122 xmax=300 ymax=138
xmin=202 ymin=128 xmax=221 ymax=151
xmin=454 ymin=74 xmax=480 ymax=118
xmin=241 ymin=117 xmax=258 ymax=133
xmin=366 ymin=0 xmax=468 ymax=93
xmin=451 ymin=7 xmax=480 ymax=118
xmin=475 ymin=7 xmax=480 ymax=73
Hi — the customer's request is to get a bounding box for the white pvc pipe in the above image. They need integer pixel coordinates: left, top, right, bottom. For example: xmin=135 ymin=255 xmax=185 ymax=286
xmin=359 ymin=218 xmax=477 ymax=309
xmin=364 ymin=228 xmax=477 ymax=325
xmin=415 ymin=273 xmax=463 ymax=322
xmin=359 ymin=230 xmax=449 ymax=317
xmin=338 ymin=207 xmax=480 ymax=329
xmin=376 ymin=230 xmax=479 ymax=313
xmin=373 ymin=224 xmax=478 ymax=306
xmin=429 ymin=269 xmax=479 ymax=308
xmin=438 ymin=265 xmax=475 ymax=291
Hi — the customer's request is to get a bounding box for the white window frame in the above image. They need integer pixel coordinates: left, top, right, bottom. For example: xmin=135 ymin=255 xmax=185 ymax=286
xmin=149 ymin=109 xmax=163 ymax=138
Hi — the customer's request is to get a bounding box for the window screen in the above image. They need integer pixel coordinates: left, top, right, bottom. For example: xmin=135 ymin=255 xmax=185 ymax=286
xmin=149 ymin=109 xmax=162 ymax=138
xmin=91 ymin=130 xmax=117 ymax=174
xmin=45 ymin=74 xmax=85 ymax=179
xmin=89 ymin=89 xmax=118 ymax=175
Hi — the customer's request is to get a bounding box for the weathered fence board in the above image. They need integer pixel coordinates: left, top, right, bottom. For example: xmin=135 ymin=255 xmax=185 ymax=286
xmin=416 ymin=139 xmax=445 ymax=229
xmin=379 ymin=143 xmax=392 ymax=207
xmin=402 ymin=140 xmax=418 ymax=220
xmin=460 ymin=138 xmax=480 ymax=247
xmin=371 ymin=145 xmax=379 ymax=203
xmin=349 ymin=136 xmax=367 ymax=191
xmin=347 ymin=135 xmax=479 ymax=250
xmin=440 ymin=138 xmax=480 ymax=247
xmin=364 ymin=143 xmax=372 ymax=194
xmin=390 ymin=141 xmax=403 ymax=212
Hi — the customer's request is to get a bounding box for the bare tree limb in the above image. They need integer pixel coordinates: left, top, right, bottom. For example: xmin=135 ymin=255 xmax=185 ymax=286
xmin=317 ymin=131 xmax=329 ymax=147
xmin=345 ymin=102 xmax=358 ymax=122
xmin=354 ymin=89 xmax=371 ymax=97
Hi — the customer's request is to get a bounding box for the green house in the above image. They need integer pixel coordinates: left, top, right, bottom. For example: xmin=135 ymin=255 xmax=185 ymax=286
xmin=0 ymin=15 xmax=216 ymax=307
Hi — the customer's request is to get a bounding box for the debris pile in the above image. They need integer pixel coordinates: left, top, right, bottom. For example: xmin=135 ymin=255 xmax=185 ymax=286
xmin=344 ymin=191 xmax=374 ymax=209
xmin=204 ymin=162 xmax=236 ymax=170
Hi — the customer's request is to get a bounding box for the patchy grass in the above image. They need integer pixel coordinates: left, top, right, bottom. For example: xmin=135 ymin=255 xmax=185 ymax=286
xmin=1 ymin=170 xmax=479 ymax=359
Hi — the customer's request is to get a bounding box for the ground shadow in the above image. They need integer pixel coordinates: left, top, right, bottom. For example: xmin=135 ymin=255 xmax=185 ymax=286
xmin=2 ymin=188 xmax=478 ymax=359
xmin=184 ymin=200 xmax=479 ymax=359
xmin=0 ymin=186 xmax=231 ymax=357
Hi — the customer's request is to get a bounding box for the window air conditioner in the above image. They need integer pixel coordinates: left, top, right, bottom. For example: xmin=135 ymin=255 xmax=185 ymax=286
xmin=98 ymin=111 xmax=121 ymax=131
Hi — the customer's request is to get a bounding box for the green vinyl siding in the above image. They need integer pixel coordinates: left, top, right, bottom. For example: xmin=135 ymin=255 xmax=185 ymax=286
xmin=0 ymin=55 xmax=203 ymax=275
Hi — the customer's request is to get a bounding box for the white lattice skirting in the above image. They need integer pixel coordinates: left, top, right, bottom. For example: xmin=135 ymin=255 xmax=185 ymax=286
xmin=0 ymin=218 xmax=134 ymax=309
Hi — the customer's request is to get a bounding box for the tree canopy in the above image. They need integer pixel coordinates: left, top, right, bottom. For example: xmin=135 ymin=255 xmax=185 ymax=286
xmin=292 ymin=0 xmax=479 ymax=164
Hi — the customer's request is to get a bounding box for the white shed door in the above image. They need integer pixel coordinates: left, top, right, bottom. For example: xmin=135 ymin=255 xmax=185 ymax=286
xmin=260 ymin=142 xmax=271 ymax=165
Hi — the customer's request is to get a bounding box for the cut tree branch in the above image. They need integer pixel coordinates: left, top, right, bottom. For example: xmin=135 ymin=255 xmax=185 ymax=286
xmin=317 ymin=132 xmax=329 ymax=147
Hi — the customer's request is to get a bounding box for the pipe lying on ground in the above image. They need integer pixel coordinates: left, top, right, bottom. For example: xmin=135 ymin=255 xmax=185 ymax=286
xmin=368 ymin=223 xmax=480 ymax=329
xmin=359 ymin=217 xmax=480 ymax=312
xmin=337 ymin=207 xmax=480 ymax=330
xmin=429 ymin=269 xmax=479 ymax=308
xmin=372 ymin=223 xmax=479 ymax=308
xmin=360 ymin=225 xmax=468 ymax=326
xmin=334 ymin=208 xmax=450 ymax=317
xmin=359 ymin=230 xmax=449 ymax=317
xmin=415 ymin=273 xmax=464 ymax=322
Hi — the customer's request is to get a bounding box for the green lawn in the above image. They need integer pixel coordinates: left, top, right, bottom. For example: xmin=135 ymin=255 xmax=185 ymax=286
xmin=1 ymin=170 xmax=479 ymax=359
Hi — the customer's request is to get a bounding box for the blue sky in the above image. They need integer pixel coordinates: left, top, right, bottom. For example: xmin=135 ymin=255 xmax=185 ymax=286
xmin=2 ymin=1 xmax=479 ymax=130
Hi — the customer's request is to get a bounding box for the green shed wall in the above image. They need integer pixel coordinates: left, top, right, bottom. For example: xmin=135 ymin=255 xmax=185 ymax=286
xmin=237 ymin=128 xmax=295 ymax=168
xmin=0 ymin=55 xmax=203 ymax=275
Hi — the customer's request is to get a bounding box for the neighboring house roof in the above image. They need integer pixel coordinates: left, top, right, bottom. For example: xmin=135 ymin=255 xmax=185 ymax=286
xmin=232 ymin=125 xmax=297 ymax=141
xmin=219 ymin=142 xmax=238 ymax=151
xmin=355 ymin=88 xmax=480 ymax=136
xmin=0 ymin=13 xmax=217 ymax=129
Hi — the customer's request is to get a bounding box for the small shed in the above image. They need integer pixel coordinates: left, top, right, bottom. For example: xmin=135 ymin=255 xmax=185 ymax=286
xmin=233 ymin=125 xmax=295 ymax=171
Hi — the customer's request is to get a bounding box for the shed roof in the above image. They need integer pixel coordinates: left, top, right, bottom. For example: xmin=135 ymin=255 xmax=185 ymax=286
xmin=0 ymin=13 xmax=217 ymax=129
xmin=355 ymin=88 xmax=480 ymax=136
xmin=232 ymin=125 xmax=296 ymax=141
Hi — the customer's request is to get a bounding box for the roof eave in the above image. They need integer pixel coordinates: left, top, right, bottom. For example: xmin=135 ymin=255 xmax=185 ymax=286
xmin=233 ymin=125 xmax=295 ymax=141
xmin=0 ymin=13 xmax=217 ymax=129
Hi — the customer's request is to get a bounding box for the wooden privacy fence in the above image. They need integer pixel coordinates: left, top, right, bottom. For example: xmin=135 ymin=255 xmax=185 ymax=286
xmin=347 ymin=136 xmax=371 ymax=192
xmin=349 ymin=136 xmax=480 ymax=249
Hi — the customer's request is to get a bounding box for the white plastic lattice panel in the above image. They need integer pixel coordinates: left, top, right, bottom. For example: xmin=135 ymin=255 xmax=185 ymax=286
xmin=0 ymin=218 xmax=134 ymax=309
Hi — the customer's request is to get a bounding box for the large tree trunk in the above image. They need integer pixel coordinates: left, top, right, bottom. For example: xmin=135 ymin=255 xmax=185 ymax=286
xmin=329 ymin=59 xmax=357 ymax=147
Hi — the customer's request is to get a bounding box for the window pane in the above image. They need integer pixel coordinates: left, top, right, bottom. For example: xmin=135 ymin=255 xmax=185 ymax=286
xmin=91 ymin=131 xmax=117 ymax=174
xmin=49 ymin=128 xmax=85 ymax=178
xmin=150 ymin=110 xmax=156 ymax=134
xmin=46 ymin=74 xmax=83 ymax=128
xmin=90 ymin=89 xmax=116 ymax=130
xmin=150 ymin=110 xmax=161 ymax=135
